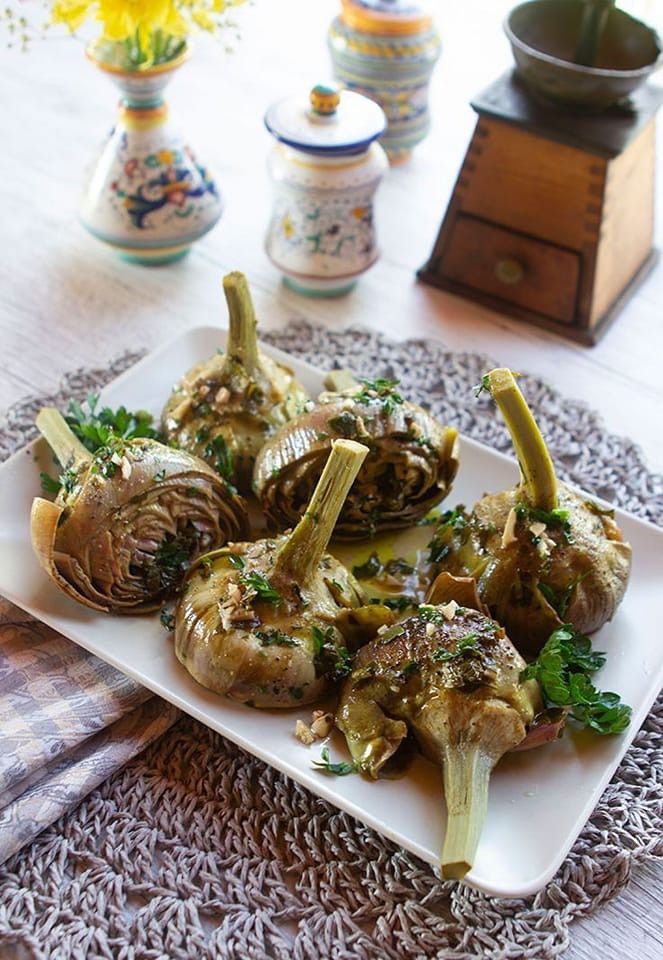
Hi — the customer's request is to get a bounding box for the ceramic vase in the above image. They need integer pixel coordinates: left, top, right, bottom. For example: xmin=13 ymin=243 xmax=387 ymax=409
xmin=328 ymin=0 xmax=441 ymax=162
xmin=80 ymin=45 xmax=223 ymax=264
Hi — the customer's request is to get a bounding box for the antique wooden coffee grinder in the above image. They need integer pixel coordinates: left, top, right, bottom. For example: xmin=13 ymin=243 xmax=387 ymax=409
xmin=419 ymin=1 xmax=663 ymax=344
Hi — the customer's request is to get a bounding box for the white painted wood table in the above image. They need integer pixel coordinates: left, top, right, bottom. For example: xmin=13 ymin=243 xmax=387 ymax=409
xmin=1 ymin=1 xmax=662 ymax=956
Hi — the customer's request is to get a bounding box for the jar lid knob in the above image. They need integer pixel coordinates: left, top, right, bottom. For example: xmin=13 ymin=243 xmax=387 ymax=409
xmin=309 ymin=84 xmax=341 ymax=116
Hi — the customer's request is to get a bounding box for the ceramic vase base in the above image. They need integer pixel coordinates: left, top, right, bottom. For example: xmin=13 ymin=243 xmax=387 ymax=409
xmin=282 ymin=275 xmax=357 ymax=297
xmin=386 ymin=147 xmax=413 ymax=165
xmin=117 ymin=245 xmax=191 ymax=266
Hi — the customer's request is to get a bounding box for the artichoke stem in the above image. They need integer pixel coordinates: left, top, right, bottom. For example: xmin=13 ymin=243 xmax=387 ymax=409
xmin=323 ymin=368 xmax=359 ymax=392
xmin=275 ymin=439 xmax=368 ymax=585
xmin=487 ymin=368 xmax=557 ymax=512
xmin=36 ymin=407 xmax=91 ymax=469
xmin=223 ymin=271 xmax=260 ymax=375
xmin=440 ymin=744 xmax=492 ymax=880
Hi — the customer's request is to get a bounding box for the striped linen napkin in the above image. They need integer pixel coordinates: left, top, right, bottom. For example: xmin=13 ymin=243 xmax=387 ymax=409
xmin=0 ymin=597 xmax=179 ymax=864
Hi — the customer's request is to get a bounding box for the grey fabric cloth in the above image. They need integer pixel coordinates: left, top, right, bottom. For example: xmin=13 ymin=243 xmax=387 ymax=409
xmin=0 ymin=323 xmax=660 ymax=959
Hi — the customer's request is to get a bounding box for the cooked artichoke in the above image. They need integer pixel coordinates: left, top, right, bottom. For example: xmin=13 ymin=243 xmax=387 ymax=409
xmin=336 ymin=592 xmax=541 ymax=879
xmin=31 ymin=408 xmax=248 ymax=613
xmin=161 ymin=271 xmax=309 ymax=492
xmin=427 ymin=369 xmax=631 ymax=653
xmin=253 ymin=372 xmax=459 ymax=539
xmin=175 ymin=439 xmax=393 ymax=707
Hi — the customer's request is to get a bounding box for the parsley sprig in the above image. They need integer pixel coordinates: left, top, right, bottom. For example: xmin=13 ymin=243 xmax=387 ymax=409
xmin=65 ymin=393 xmax=158 ymax=452
xmin=521 ymin=624 xmax=631 ymax=735
xmin=313 ymin=746 xmax=357 ymax=776
xmin=354 ymin=377 xmax=404 ymax=415
xmin=238 ymin=571 xmax=282 ymax=603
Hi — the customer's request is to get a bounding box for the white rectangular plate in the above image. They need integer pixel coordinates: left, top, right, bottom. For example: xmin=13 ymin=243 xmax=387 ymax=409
xmin=1 ymin=326 xmax=661 ymax=898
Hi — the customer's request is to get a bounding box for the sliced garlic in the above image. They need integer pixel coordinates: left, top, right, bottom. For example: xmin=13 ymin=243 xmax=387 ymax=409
xmin=501 ymin=508 xmax=519 ymax=548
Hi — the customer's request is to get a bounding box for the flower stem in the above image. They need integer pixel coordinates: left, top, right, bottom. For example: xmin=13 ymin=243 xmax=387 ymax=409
xmin=274 ymin=439 xmax=368 ymax=585
xmin=487 ymin=368 xmax=557 ymax=512
xmin=440 ymin=744 xmax=492 ymax=880
xmin=36 ymin=408 xmax=91 ymax=469
xmin=223 ymin=271 xmax=261 ymax=376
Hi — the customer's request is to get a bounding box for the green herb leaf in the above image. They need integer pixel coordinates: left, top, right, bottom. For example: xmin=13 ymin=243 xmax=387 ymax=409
xmin=522 ymin=624 xmax=631 ymax=735
xmin=539 ymin=572 xmax=589 ymax=618
xmin=204 ymin=434 xmax=234 ymax=482
xmin=65 ymin=393 xmax=158 ymax=453
xmin=228 ymin=554 xmax=245 ymax=570
xmin=354 ymin=377 xmax=404 ymax=415
xmin=313 ymin=746 xmax=357 ymax=776
xmin=255 ymin=629 xmax=297 ymax=647
xmin=239 ymin=571 xmax=282 ymax=603
xmin=516 ymin=502 xmax=573 ymax=543
xmin=352 ymin=552 xmax=382 ymax=580
xmin=473 ymin=374 xmax=492 ymax=398
xmin=428 ymin=507 xmax=468 ymax=563
xmin=40 ymin=471 xmax=62 ymax=495
xmin=160 ymin=607 xmax=176 ymax=631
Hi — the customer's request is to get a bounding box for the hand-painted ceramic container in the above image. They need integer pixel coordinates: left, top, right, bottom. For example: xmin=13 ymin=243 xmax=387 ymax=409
xmin=264 ymin=84 xmax=388 ymax=297
xmin=328 ymin=0 xmax=441 ymax=162
xmin=80 ymin=45 xmax=222 ymax=265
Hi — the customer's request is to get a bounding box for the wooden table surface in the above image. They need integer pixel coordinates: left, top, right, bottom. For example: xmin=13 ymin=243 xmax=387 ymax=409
xmin=1 ymin=0 xmax=662 ymax=955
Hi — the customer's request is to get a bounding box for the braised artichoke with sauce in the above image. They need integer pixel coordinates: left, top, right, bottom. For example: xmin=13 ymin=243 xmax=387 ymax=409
xmin=336 ymin=591 xmax=542 ymax=879
xmin=254 ymin=372 xmax=459 ymax=539
xmin=161 ymin=271 xmax=309 ymax=492
xmin=427 ymin=369 xmax=631 ymax=654
xmin=30 ymin=407 xmax=248 ymax=613
xmin=175 ymin=439 xmax=393 ymax=708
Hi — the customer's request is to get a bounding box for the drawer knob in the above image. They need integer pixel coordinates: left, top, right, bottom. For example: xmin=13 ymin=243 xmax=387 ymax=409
xmin=495 ymin=257 xmax=525 ymax=285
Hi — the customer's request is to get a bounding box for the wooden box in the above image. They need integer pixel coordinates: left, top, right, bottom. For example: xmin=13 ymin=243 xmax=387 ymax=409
xmin=419 ymin=73 xmax=663 ymax=344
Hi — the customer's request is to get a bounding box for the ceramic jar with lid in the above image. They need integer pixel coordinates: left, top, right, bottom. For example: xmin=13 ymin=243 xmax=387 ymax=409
xmin=264 ymin=84 xmax=388 ymax=297
xmin=328 ymin=0 xmax=441 ymax=162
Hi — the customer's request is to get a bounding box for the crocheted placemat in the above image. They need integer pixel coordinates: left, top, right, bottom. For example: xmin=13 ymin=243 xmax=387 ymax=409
xmin=0 ymin=323 xmax=661 ymax=960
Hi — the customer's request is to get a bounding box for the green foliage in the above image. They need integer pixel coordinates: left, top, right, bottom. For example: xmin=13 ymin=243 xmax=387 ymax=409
xmin=522 ymin=624 xmax=631 ymax=734
xmin=239 ymin=571 xmax=282 ymax=603
xmin=65 ymin=393 xmax=158 ymax=452
xmin=313 ymin=746 xmax=357 ymax=776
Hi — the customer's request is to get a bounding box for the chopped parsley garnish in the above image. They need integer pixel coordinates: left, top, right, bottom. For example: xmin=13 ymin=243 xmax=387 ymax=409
xmin=521 ymin=624 xmax=631 ymax=735
xmin=254 ymin=629 xmax=297 ymax=647
xmin=515 ymin=502 xmax=573 ymax=543
xmin=40 ymin=471 xmax=62 ymax=495
xmin=227 ymin=553 xmax=245 ymax=570
xmin=473 ymin=375 xmax=492 ymax=398
xmin=328 ymin=412 xmax=359 ymax=437
xmin=354 ymin=377 xmax=404 ymax=415
xmin=381 ymin=595 xmax=418 ymax=611
xmin=399 ymin=660 xmax=420 ymax=678
xmin=433 ymin=633 xmax=480 ymax=662
xmin=91 ymin=436 xmax=128 ymax=479
xmin=204 ymin=434 xmax=234 ymax=482
xmin=311 ymin=625 xmax=352 ymax=680
xmin=239 ymin=571 xmax=282 ymax=603
xmin=160 ymin=607 xmax=176 ymax=631
xmin=195 ymin=425 xmax=210 ymax=444
xmin=65 ymin=393 xmax=158 ymax=452
xmin=428 ymin=507 xmax=468 ymax=563
xmin=539 ymin=572 xmax=589 ymax=618
xmin=144 ymin=528 xmax=197 ymax=593
xmin=313 ymin=746 xmax=357 ymax=776
xmin=417 ymin=604 xmax=446 ymax=625
xmin=352 ymin=552 xmax=382 ymax=579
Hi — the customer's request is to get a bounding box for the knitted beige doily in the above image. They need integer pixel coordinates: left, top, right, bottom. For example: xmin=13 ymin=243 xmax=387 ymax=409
xmin=0 ymin=323 xmax=661 ymax=960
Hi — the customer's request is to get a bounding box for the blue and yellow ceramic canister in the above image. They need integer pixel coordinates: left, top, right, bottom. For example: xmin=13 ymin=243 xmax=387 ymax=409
xmin=264 ymin=84 xmax=388 ymax=297
xmin=328 ymin=0 xmax=441 ymax=162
